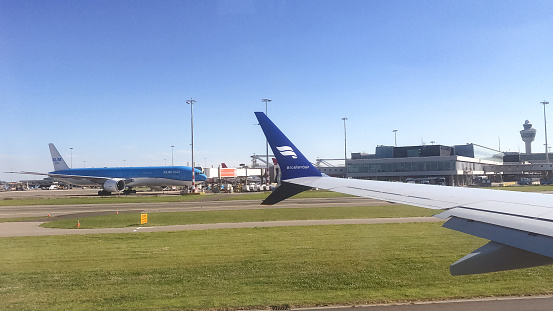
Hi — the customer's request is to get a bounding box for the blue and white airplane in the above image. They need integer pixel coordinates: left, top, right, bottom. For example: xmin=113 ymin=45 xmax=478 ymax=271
xmin=16 ymin=143 xmax=207 ymax=195
xmin=255 ymin=111 xmax=553 ymax=275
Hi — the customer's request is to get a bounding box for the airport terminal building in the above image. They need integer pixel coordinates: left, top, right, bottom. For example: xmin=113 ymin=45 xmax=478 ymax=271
xmin=344 ymin=144 xmax=504 ymax=186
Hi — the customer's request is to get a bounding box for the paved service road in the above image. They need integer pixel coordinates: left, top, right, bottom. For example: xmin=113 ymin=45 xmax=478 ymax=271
xmin=298 ymin=295 xmax=553 ymax=311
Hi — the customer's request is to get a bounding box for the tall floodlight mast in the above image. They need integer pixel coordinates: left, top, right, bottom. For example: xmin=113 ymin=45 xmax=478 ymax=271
xmin=542 ymin=101 xmax=550 ymax=163
xmin=171 ymin=145 xmax=175 ymax=166
xmin=342 ymin=117 xmax=348 ymax=166
xmin=187 ymin=99 xmax=197 ymax=191
xmin=262 ymin=99 xmax=272 ymax=185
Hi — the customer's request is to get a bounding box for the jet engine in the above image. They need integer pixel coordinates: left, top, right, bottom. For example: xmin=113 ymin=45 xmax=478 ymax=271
xmin=103 ymin=179 xmax=125 ymax=192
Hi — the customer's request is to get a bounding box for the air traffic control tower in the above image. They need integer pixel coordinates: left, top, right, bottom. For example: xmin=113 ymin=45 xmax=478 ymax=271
xmin=520 ymin=120 xmax=537 ymax=154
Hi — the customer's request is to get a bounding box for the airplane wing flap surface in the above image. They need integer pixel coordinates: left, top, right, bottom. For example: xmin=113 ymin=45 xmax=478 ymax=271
xmin=437 ymin=205 xmax=553 ymax=238
xmin=444 ymin=216 xmax=553 ymax=259
xmin=449 ymin=240 xmax=553 ymax=275
xmin=454 ymin=200 xmax=553 ymax=219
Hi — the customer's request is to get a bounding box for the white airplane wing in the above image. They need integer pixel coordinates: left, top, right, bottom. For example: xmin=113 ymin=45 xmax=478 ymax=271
xmin=255 ymin=112 xmax=553 ymax=275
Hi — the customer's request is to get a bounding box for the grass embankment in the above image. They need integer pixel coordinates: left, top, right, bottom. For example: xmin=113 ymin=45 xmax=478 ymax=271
xmin=0 ymin=190 xmax=352 ymax=206
xmin=495 ymin=185 xmax=553 ymax=192
xmin=0 ymin=192 xmax=214 ymax=206
xmin=2 ymin=223 xmax=553 ymax=310
xmin=0 ymin=194 xmax=201 ymax=206
xmin=41 ymin=205 xmax=436 ymax=229
xmin=0 ymin=217 xmax=46 ymax=223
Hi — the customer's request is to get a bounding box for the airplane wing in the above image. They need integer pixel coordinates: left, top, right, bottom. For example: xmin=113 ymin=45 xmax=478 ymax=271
xmin=255 ymin=111 xmax=553 ymax=275
xmin=48 ymin=173 xmax=127 ymax=184
xmin=7 ymin=171 xmax=132 ymax=186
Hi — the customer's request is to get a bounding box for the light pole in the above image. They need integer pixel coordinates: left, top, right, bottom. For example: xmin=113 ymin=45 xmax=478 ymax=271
xmin=393 ymin=129 xmax=398 ymax=147
xmin=187 ymin=99 xmax=197 ymax=191
xmin=171 ymin=145 xmax=175 ymax=166
xmin=542 ymin=101 xmax=550 ymax=163
xmin=342 ymin=118 xmax=348 ymax=166
xmin=262 ymin=99 xmax=272 ymax=185
xmin=70 ymin=147 xmax=73 ymax=169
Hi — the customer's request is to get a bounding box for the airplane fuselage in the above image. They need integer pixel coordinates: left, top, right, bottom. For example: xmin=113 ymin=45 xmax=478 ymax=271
xmin=50 ymin=166 xmax=207 ymax=187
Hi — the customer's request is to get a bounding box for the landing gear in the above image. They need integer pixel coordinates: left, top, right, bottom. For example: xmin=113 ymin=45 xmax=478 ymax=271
xmin=98 ymin=190 xmax=112 ymax=196
xmin=123 ymin=188 xmax=137 ymax=195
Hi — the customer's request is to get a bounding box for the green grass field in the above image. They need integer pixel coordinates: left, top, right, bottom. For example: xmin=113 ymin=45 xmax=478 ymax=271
xmin=41 ymin=205 xmax=436 ymax=229
xmin=495 ymin=185 xmax=553 ymax=192
xmin=0 ymin=216 xmax=46 ymax=223
xmin=2 ymin=223 xmax=553 ymax=311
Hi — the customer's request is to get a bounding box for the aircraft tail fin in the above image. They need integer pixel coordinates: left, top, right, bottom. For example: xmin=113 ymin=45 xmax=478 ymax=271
xmin=255 ymin=112 xmax=322 ymax=181
xmin=48 ymin=143 xmax=70 ymax=171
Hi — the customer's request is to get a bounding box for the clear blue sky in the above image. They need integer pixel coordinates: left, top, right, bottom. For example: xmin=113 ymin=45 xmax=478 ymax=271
xmin=2 ymin=0 xmax=553 ymax=181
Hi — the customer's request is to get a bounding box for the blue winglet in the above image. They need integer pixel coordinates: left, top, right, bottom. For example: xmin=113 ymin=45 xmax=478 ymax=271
xmin=255 ymin=112 xmax=322 ymax=181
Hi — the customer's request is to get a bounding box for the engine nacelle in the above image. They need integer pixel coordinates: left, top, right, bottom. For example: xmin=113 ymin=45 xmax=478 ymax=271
xmin=103 ymin=179 xmax=125 ymax=192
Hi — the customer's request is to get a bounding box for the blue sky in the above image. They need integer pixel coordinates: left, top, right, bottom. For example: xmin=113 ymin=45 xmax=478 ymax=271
xmin=2 ymin=0 xmax=553 ymax=181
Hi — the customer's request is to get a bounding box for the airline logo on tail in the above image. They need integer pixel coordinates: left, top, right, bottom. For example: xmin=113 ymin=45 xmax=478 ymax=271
xmin=52 ymin=157 xmax=63 ymax=167
xmin=277 ymin=146 xmax=297 ymax=159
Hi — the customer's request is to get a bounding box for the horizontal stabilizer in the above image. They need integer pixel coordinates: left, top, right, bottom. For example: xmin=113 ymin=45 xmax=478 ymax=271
xmin=262 ymin=182 xmax=311 ymax=205
xmin=450 ymin=241 xmax=553 ymax=275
